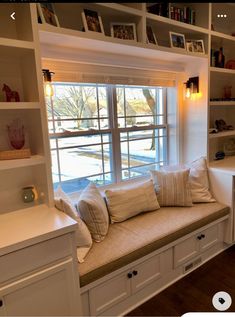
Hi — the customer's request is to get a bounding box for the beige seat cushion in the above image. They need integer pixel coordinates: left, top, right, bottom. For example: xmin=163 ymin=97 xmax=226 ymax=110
xmin=105 ymin=179 xmax=160 ymax=223
xmin=78 ymin=202 xmax=229 ymax=287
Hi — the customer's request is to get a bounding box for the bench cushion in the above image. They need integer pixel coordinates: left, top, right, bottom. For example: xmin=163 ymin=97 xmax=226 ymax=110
xmin=78 ymin=202 xmax=229 ymax=287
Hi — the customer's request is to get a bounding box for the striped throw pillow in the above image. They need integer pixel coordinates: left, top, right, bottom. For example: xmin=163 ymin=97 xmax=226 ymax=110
xmin=150 ymin=169 xmax=193 ymax=207
xmin=105 ymin=179 xmax=160 ymax=223
xmin=77 ymin=183 xmax=109 ymax=242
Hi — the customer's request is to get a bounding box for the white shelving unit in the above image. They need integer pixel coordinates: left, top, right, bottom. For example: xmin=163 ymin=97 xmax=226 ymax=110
xmin=0 ymin=4 xmax=53 ymax=213
xmin=208 ymin=3 xmax=235 ymax=161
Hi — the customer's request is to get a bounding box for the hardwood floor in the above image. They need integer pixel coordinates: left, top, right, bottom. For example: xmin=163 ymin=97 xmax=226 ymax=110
xmin=126 ymin=245 xmax=235 ymax=316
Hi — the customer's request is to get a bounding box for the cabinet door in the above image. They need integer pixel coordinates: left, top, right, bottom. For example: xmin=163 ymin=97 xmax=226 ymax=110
xmin=0 ymin=258 xmax=80 ymax=316
xmin=131 ymin=254 xmax=161 ymax=294
xmin=174 ymin=235 xmax=200 ymax=268
xmin=89 ymin=270 xmax=131 ymax=316
xmin=200 ymin=224 xmax=219 ymax=252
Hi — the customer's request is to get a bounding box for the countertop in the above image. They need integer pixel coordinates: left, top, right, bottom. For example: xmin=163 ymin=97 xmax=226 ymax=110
xmin=0 ymin=204 xmax=77 ymax=256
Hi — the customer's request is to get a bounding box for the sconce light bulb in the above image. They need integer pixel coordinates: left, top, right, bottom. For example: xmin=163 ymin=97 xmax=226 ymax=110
xmin=186 ymin=87 xmax=191 ymax=98
xmin=44 ymin=82 xmax=54 ymax=97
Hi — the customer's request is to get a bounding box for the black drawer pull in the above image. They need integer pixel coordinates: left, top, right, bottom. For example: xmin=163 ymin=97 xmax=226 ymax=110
xmin=201 ymin=234 xmax=205 ymax=239
xmin=133 ymin=270 xmax=138 ymax=276
xmin=127 ymin=272 xmax=133 ymax=279
xmin=0 ymin=299 xmax=3 ymax=307
xmin=197 ymin=235 xmax=202 ymax=240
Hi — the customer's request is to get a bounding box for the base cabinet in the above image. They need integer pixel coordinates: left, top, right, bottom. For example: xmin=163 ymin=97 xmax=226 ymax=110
xmin=86 ymin=248 xmax=173 ymax=316
xmin=174 ymin=222 xmax=223 ymax=268
xmin=0 ymin=230 xmax=81 ymax=317
xmin=0 ymin=259 xmax=77 ymax=316
xmin=83 ymin=219 xmax=227 ymax=316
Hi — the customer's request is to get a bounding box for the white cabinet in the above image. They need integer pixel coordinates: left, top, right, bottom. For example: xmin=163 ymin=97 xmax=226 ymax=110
xmin=89 ymin=251 xmax=166 ymax=316
xmin=0 ymin=259 xmax=77 ymax=316
xmin=174 ymin=222 xmax=222 ymax=268
xmin=0 ymin=206 xmax=82 ymax=316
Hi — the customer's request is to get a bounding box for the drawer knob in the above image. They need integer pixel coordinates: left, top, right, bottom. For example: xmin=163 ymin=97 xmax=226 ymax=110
xmin=201 ymin=234 xmax=205 ymax=239
xmin=0 ymin=300 xmax=3 ymax=307
xmin=197 ymin=235 xmax=202 ymax=240
xmin=127 ymin=272 xmax=133 ymax=279
xmin=133 ymin=270 xmax=138 ymax=276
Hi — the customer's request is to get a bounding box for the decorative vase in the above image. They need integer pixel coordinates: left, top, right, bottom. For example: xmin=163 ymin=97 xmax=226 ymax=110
xmin=7 ymin=118 xmax=25 ymax=150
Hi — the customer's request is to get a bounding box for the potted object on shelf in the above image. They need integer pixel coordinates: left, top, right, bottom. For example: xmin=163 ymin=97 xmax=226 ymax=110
xmin=0 ymin=119 xmax=31 ymax=160
xmin=214 ymin=47 xmax=225 ymax=68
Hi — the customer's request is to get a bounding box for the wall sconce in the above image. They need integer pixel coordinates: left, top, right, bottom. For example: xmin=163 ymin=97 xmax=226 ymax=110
xmin=184 ymin=76 xmax=199 ymax=98
xmin=42 ymin=69 xmax=55 ymax=97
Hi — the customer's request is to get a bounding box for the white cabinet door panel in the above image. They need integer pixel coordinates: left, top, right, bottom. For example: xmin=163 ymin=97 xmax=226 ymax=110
xmin=0 ymin=259 xmax=78 ymax=316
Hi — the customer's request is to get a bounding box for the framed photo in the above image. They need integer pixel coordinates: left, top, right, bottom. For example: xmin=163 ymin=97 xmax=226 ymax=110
xmin=82 ymin=9 xmax=105 ymax=34
xmin=186 ymin=39 xmax=205 ymax=54
xmin=146 ymin=26 xmax=158 ymax=45
xmin=111 ymin=23 xmax=137 ymax=41
xmin=169 ymin=31 xmax=186 ymax=50
xmin=192 ymin=40 xmax=205 ymax=54
xmin=37 ymin=3 xmax=60 ymax=27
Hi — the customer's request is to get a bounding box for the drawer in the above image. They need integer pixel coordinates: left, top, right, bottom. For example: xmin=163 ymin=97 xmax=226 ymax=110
xmin=174 ymin=234 xmax=199 ymax=268
xmin=200 ymin=224 xmax=219 ymax=252
xmin=0 ymin=233 xmax=73 ymax=284
xmin=174 ymin=223 xmax=221 ymax=268
xmin=89 ymin=270 xmax=131 ymax=316
xmin=131 ymin=254 xmax=161 ymax=294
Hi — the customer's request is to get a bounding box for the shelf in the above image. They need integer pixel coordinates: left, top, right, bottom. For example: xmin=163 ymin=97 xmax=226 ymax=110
xmin=0 ymin=37 xmax=34 ymax=50
xmin=210 ymin=67 xmax=235 ymax=75
xmin=210 ymin=101 xmax=235 ymax=106
xmin=146 ymin=12 xmax=208 ymax=35
xmin=0 ymin=102 xmax=40 ymax=110
xmin=39 ymin=24 xmax=208 ymax=71
xmin=210 ymin=30 xmax=235 ymax=42
xmin=209 ymin=130 xmax=235 ymax=139
xmin=0 ymin=155 xmax=45 ymax=171
xmin=97 ymin=3 xmax=144 ymax=17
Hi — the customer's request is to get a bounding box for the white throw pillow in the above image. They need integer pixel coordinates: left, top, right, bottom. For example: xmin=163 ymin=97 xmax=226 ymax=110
xmin=105 ymin=179 xmax=160 ymax=223
xmin=77 ymin=183 xmax=109 ymax=242
xmin=162 ymin=157 xmax=215 ymax=203
xmin=54 ymin=187 xmax=92 ymax=263
xmin=150 ymin=169 xmax=193 ymax=207
xmin=186 ymin=157 xmax=216 ymax=203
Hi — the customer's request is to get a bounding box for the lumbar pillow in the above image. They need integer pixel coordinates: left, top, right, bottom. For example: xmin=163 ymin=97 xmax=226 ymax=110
xmin=77 ymin=183 xmax=109 ymax=242
xmin=105 ymin=179 xmax=160 ymax=223
xmin=150 ymin=169 xmax=193 ymax=207
xmin=54 ymin=186 xmax=92 ymax=263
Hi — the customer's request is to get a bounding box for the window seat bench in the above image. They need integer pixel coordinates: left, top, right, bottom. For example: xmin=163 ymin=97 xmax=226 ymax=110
xmin=78 ymin=202 xmax=229 ymax=288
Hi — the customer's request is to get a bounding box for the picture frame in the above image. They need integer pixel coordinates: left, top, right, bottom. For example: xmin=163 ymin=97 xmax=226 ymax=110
xmin=186 ymin=39 xmax=205 ymax=54
xmin=169 ymin=31 xmax=186 ymax=50
xmin=37 ymin=3 xmax=60 ymax=27
xmin=146 ymin=26 xmax=158 ymax=45
xmin=111 ymin=23 xmax=137 ymax=41
xmin=192 ymin=39 xmax=205 ymax=54
xmin=82 ymin=9 xmax=105 ymax=34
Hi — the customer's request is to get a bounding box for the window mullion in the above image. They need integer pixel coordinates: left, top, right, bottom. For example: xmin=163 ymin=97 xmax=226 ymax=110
xmin=109 ymin=85 xmax=122 ymax=183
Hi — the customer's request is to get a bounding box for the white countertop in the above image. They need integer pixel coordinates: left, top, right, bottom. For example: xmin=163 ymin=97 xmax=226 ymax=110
xmin=0 ymin=204 xmax=77 ymax=257
xmin=209 ymin=156 xmax=235 ymax=175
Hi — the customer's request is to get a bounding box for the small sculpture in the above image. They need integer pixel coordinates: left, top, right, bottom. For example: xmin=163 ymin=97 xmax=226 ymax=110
xmin=215 ymin=119 xmax=234 ymax=132
xmin=2 ymin=84 xmax=20 ymax=102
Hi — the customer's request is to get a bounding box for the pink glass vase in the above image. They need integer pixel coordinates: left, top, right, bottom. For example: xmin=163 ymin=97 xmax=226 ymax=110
xmin=7 ymin=119 xmax=25 ymax=150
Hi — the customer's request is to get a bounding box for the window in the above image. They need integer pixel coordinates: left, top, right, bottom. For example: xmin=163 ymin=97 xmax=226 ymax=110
xmin=47 ymin=83 xmax=168 ymax=193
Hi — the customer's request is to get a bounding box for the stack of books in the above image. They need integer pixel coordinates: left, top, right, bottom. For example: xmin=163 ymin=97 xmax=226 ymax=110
xmin=147 ymin=3 xmax=196 ymax=25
